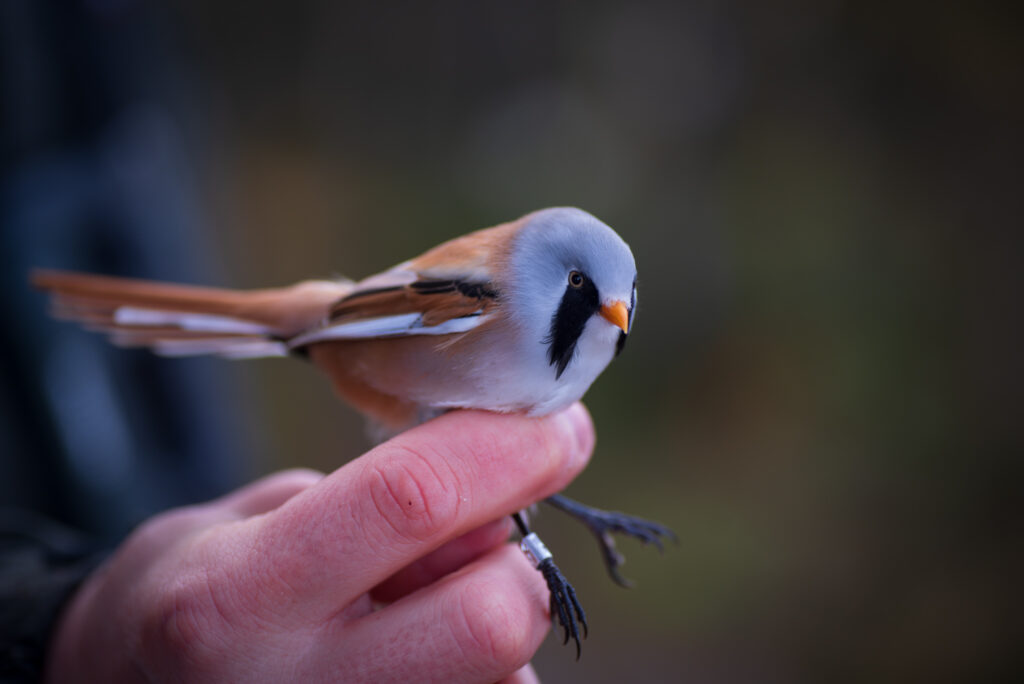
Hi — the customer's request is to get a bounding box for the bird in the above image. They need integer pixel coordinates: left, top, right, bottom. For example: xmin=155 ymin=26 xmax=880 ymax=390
xmin=32 ymin=206 xmax=674 ymax=657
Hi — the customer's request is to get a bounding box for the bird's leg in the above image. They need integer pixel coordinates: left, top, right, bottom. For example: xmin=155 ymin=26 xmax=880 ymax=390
xmin=511 ymin=512 xmax=587 ymax=659
xmin=543 ymin=494 xmax=677 ymax=587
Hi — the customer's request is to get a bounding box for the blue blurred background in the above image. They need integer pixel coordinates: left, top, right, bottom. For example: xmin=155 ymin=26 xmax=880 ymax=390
xmin=2 ymin=1 xmax=1019 ymax=681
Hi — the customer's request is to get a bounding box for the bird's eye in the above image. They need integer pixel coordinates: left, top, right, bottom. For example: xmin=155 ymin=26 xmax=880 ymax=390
xmin=568 ymin=271 xmax=584 ymax=288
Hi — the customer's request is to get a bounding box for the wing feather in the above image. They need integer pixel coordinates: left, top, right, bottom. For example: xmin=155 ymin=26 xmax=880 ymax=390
xmin=34 ymin=216 xmax=523 ymax=356
xmin=288 ymin=219 xmax=521 ymax=348
xmin=32 ymin=269 xmax=351 ymax=358
xmin=289 ymin=281 xmax=498 ymax=348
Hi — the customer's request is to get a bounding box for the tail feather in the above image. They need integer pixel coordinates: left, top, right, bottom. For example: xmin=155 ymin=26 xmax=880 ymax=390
xmin=32 ymin=269 xmax=353 ymax=359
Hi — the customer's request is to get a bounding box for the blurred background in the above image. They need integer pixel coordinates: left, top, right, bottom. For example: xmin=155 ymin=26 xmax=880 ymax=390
xmin=2 ymin=1 xmax=1020 ymax=681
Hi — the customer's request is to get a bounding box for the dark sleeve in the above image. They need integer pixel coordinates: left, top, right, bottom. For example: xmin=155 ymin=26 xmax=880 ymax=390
xmin=0 ymin=510 xmax=109 ymax=683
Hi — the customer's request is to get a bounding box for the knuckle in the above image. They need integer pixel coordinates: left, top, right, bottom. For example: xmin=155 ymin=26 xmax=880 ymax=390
xmin=274 ymin=467 xmax=324 ymax=484
xmin=368 ymin=445 xmax=462 ymax=543
xmin=139 ymin=577 xmax=222 ymax=672
xmin=137 ymin=559 xmax=261 ymax=677
xmin=450 ymin=579 xmax=534 ymax=673
xmin=128 ymin=508 xmax=207 ymax=556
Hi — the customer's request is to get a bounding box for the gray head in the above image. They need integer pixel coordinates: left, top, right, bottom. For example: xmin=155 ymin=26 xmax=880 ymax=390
xmin=506 ymin=207 xmax=637 ymax=380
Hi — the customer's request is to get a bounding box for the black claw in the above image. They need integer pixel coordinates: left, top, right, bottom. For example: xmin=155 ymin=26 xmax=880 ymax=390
xmin=597 ymin=532 xmax=632 ymax=588
xmin=544 ymin=495 xmax=677 ymax=586
xmin=537 ymin=557 xmax=587 ymax=659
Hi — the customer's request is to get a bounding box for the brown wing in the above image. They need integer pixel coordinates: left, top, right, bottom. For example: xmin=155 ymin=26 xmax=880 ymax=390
xmin=328 ymin=279 xmax=500 ymax=328
xmin=322 ymin=216 xmax=522 ymax=330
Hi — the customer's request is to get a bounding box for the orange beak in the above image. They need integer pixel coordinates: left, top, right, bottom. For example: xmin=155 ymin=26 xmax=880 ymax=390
xmin=599 ymin=300 xmax=630 ymax=334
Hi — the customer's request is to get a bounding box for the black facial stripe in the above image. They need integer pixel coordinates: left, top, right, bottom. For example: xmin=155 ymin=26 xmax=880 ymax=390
xmin=546 ymin=276 xmax=600 ymax=379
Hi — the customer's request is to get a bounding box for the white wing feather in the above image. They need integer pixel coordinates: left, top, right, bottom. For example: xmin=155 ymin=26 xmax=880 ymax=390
xmin=287 ymin=311 xmax=488 ymax=348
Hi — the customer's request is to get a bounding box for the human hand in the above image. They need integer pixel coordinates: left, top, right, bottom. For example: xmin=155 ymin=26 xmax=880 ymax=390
xmin=44 ymin=404 xmax=595 ymax=683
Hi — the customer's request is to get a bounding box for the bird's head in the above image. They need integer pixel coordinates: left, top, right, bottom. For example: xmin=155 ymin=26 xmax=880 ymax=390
xmin=506 ymin=207 xmax=637 ymax=382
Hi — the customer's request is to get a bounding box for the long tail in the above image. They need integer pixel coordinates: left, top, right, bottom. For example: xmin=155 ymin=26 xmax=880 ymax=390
xmin=32 ymin=269 xmax=353 ymax=359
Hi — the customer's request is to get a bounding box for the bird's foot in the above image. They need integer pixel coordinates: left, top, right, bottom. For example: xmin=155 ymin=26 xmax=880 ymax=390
xmin=520 ymin=531 xmax=587 ymax=659
xmin=544 ymin=494 xmax=677 ymax=587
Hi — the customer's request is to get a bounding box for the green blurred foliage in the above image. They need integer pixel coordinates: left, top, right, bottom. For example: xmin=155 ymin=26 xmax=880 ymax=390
xmin=168 ymin=1 xmax=1021 ymax=681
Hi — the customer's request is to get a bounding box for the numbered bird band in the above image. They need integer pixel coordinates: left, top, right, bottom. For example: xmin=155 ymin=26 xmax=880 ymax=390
xmin=520 ymin=532 xmax=553 ymax=568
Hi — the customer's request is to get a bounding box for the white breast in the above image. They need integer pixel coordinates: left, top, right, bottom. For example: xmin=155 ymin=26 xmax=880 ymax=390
xmin=415 ymin=314 xmax=619 ymax=416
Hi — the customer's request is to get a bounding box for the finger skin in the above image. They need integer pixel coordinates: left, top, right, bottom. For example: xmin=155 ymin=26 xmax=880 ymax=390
xmin=247 ymin=404 xmax=594 ymax=618
xmin=45 ymin=408 xmax=593 ymax=683
xmin=313 ymin=544 xmax=551 ymax=684
xmin=215 ymin=468 xmax=324 ymax=517
xmin=45 ymin=505 xmax=227 ymax=683
xmin=371 ymin=517 xmax=513 ymax=603
xmin=502 ymin=663 xmax=541 ymax=684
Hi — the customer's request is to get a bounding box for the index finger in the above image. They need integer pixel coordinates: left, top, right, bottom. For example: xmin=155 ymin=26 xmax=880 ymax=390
xmin=246 ymin=404 xmax=593 ymax=620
